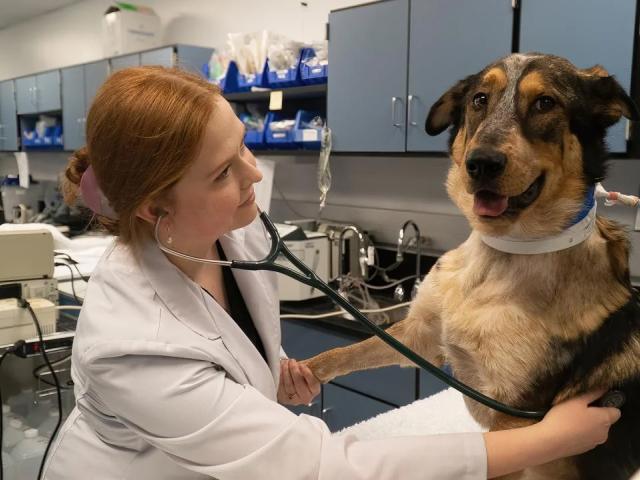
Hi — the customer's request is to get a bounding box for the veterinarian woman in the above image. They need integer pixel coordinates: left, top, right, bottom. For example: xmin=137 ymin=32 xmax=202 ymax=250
xmin=43 ymin=67 xmax=620 ymax=480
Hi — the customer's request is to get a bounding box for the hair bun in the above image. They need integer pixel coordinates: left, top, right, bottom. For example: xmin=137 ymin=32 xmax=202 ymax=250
xmin=62 ymin=147 xmax=90 ymax=205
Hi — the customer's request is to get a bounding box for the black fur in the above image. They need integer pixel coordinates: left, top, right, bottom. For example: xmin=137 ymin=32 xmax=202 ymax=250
xmin=521 ymin=293 xmax=640 ymax=479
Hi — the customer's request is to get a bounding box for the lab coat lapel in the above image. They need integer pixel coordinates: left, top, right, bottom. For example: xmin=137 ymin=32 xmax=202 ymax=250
xmin=219 ymin=229 xmax=281 ymax=391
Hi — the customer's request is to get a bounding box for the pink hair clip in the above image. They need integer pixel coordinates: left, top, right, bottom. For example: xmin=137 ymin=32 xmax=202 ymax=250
xmin=79 ymin=165 xmax=117 ymax=219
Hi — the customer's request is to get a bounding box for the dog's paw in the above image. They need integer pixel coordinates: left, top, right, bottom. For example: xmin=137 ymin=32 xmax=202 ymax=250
xmin=301 ymin=355 xmax=334 ymax=384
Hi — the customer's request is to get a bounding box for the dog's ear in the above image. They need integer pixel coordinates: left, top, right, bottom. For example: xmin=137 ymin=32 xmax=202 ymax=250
xmin=425 ymin=74 xmax=476 ymax=136
xmin=579 ymin=65 xmax=639 ymax=126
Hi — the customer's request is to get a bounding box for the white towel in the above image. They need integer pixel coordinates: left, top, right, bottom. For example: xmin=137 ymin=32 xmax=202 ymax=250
xmin=336 ymin=388 xmax=484 ymax=440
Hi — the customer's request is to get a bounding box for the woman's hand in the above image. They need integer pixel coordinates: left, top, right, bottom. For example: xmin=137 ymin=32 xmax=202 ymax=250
xmin=277 ymin=358 xmax=321 ymax=406
xmin=537 ymin=389 xmax=621 ymax=457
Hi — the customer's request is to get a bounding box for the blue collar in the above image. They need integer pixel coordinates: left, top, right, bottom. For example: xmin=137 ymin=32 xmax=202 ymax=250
xmin=568 ymin=185 xmax=596 ymax=227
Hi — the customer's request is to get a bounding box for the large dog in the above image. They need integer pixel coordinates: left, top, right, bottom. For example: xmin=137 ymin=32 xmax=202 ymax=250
xmin=304 ymin=53 xmax=640 ymax=479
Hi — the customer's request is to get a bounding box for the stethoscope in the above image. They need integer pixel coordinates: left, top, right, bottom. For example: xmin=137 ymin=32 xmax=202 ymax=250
xmin=155 ymin=209 xmax=549 ymax=419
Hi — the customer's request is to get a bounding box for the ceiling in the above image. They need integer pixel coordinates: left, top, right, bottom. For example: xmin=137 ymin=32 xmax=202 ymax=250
xmin=0 ymin=0 xmax=85 ymax=30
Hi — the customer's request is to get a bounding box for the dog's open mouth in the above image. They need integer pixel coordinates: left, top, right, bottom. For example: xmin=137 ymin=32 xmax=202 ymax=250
xmin=473 ymin=174 xmax=545 ymax=218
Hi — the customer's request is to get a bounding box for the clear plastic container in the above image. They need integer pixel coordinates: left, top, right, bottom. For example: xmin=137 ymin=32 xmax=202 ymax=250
xmin=3 ymin=419 xmax=25 ymax=449
xmin=11 ymin=428 xmax=48 ymax=480
xmin=7 ymin=388 xmax=34 ymax=418
xmin=2 ymin=450 xmax=16 ymax=479
xmin=25 ymin=397 xmax=54 ymax=428
xmin=2 ymin=405 xmax=25 ymax=425
xmin=37 ymin=408 xmax=59 ymax=438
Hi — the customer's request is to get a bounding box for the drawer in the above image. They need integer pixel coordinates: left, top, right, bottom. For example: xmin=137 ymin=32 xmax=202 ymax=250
xmin=322 ymin=383 xmax=395 ymax=433
xmin=281 ymin=319 xmax=416 ymax=406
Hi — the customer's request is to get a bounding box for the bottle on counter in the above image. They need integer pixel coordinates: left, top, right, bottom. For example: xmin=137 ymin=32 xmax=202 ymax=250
xmin=2 ymin=405 xmax=25 ymax=425
xmin=3 ymin=419 xmax=25 ymax=450
xmin=25 ymin=397 xmax=54 ymax=429
xmin=11 ymin=428 xmax=48 ymax=480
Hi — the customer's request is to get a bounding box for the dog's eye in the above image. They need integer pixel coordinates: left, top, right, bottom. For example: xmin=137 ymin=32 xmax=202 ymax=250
xmin=472 ymin=93 xmax=488 ymax=110
xmin=534 ymin=96 xmax=556 ymax=113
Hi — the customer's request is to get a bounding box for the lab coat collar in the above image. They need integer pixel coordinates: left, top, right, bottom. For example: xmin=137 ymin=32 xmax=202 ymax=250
xmin=138 ymin=222 xmax=279 ymax=400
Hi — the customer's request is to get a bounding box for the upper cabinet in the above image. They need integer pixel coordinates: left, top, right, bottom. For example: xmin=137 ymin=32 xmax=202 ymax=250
xmin=328 ymin=0 xmax=637 ymax=154
xmin=16 ymin=71 xmax=61 ymax=115
xmin=407 ymin=0 xmax=513 ymax=152
xmin=328 ymin=0 xmax=512 ymax=153
xmin=328 ymin=0 xmax=410 ymax=152
xmin=110 ymin=45 xmax=213 ymax=76
xmin=519 ymin=0 xmax=636 ymax=153
xmin=0 ymin=81 xmax=18 ymax=151
xmin=62 ymin=60 xmax=109 ymax=151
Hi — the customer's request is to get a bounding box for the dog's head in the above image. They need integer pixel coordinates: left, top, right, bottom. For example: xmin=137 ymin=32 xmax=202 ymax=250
xmin=426 ymin=53 xmax=639 ymax=237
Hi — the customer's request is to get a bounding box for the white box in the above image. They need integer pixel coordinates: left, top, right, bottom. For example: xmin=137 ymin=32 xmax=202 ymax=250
xmin=102 ymin=5 xmax=161 ymax=57
xmin=0 ymin=298 xmax=56 ymax=346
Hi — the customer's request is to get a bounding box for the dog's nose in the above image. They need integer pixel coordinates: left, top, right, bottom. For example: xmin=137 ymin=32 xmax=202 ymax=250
xmin=466 ymin=149 xmax=507 ymax=181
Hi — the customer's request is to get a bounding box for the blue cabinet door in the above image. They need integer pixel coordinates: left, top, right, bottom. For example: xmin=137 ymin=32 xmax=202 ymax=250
xmin=84 ymin=60 xmax=109 ymax=112
xmin=36 ymin=71 xmax=61 ymax=112
xmin=407 ymin=0 xmax=513 ymax=152
xmin=111 ymin=53 xmax=140 ymax=72
xmin=62 ymin=66 xmax=86 ymax=151
xmin=322 ymin=383 xmax=395 ymax=432
xmin=141 ymin=47 xmax=174 ymax=67
xmin=328 ymin=0 xmax=410 ymax=152
xmin=16 ymin=76 xmax=37 ymax=114
xmin=519 ymin=0 xmax=636 ymax=153
xmin=0 ymin=81 xmax=18 ymax=151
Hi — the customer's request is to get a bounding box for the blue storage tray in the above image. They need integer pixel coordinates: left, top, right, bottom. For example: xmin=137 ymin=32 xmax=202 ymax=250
xmin=265 ymin=112 xmax=296 ymax=149
xmin=244 ymin=129 xmax=266 ymax=149
xmin=293 ymin=110 xmax=323 ymax=150
xmin=266 ymin=49 xmax=303 ymax=88
xmin=300 ymin=48 xmax=328 ymax=85
xmin=237 ymin=60 xmax=269 ymax=91
xmin=22 ymin=125 xmax=63 ymax=150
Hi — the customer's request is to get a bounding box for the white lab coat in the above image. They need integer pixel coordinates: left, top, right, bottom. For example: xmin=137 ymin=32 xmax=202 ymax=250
xmin=43 ymin=216 xmax=487 ymax=480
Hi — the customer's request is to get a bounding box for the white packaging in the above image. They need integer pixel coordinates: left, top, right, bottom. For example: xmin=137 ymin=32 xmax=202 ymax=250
xmin=2 ymin=405 xmax=25 ymax=426
xmin=2 ymin=451 xmax=16 ymax=479
xmin=11 ymin=428 xmax=48 ymax=480
xmin=102 ymin=5 xmax=161 ymax=57
xmin=25 ymin=398 xmax=54 ymax=429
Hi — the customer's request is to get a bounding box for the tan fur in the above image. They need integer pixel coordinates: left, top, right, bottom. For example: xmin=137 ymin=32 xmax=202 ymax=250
xmin=304 ymin=56 xmax=637 ymax=479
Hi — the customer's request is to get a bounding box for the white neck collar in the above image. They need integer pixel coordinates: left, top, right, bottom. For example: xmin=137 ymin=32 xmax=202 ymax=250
xmin=480 ymin=202 xmax=597 ymax=255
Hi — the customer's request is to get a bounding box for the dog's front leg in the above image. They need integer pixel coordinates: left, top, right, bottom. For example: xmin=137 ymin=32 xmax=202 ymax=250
xmin=303 ymin=275 xmax=444 ymax=383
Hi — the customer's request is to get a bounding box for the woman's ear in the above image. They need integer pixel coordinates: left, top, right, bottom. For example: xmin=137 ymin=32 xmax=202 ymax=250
xmin=136 ymin=201 xmax=168 ymax=225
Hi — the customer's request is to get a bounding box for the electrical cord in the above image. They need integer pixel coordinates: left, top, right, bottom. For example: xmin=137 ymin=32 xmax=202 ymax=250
xmin=19 ymin=300 xmax=63 ymax=480
xmin=33 ymin=354 xmax=73 ymax=390
xmin=54 ymin=262 xmax=81 ymax=304
xmin=280 ymin=301 xmax=410 ymax=320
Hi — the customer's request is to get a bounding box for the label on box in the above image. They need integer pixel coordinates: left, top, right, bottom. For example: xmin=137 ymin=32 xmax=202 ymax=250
xmin=302 ymin=129 xmax=319 ymax=142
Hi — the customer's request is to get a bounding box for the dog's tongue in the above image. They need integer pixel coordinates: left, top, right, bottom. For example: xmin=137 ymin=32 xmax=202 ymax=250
xmin=474 ymin=191 xmax=508 ymax=217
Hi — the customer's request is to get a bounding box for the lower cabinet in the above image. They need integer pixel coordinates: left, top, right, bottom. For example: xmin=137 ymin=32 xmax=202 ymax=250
xmin=281 ymin=318 xmax=447 ymax=432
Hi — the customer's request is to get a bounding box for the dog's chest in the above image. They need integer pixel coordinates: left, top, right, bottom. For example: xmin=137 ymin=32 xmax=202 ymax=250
xmin=433 ymin=249 xmax=562 ymax=423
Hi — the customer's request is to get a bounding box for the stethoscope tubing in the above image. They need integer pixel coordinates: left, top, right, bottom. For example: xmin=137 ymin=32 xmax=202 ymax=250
xmin=155 ymin=211 xmax=547 ymax=419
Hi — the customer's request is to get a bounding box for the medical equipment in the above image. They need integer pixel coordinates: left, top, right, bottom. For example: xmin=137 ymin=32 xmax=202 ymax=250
xmin=275 ymin=224 xmax=330 ymax=301
xmin=154 ymin=210 xmax=548 ymax=419
xmin=0 ymin=298 xmax=56 ymax=346
xmin=391 ymin=220 xmax=422 ymax=302
xmin=0 ymin=229 xmax=54 ymax=282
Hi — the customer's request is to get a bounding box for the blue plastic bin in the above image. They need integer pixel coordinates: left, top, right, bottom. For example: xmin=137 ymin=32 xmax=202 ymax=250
xmin=22 ymin=125 xmax=63 ymax=150
xmin=237 ymin=60 xmax=269 ymax=92
xmin=300 ymin=48 xmax=328 ymax=85
xmin=266 ymin=50 xmax=303 ymax=88
xmin=265 ymin=112 xmax=296 ymax=149
xmin=239 ymin=113 xmax=266 ymax=150
xmin=293 ymin=110 xmax=323 ymax=150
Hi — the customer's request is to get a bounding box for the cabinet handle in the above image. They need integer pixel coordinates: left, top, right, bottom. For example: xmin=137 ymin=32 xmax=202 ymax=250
xmin=408 ymin=95 xmax=419 ymax=127
xmin=391 ymin=96 xmax=404 ymax=128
